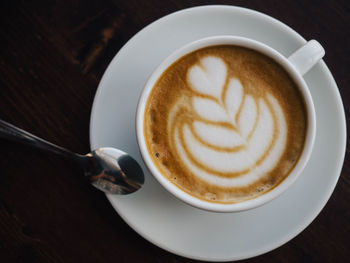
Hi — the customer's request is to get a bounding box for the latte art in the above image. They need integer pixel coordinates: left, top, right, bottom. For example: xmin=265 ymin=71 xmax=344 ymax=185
xmin=144 ymin=46 xmax=307 ymax=203
xmin=170 ymin=56 xmax=287 ymax=187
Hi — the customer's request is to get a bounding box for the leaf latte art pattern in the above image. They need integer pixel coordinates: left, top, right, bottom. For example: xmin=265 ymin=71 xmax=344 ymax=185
xmin=168 ymin=56 xmax=288 ymax=188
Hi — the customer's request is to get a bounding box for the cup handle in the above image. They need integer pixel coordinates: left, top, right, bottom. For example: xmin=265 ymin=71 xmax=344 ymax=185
xmin=288 ymin=40 xmax=325 ymax=76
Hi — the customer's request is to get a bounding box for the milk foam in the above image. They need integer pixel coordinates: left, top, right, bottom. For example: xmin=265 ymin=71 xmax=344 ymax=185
xmin=168 ymin=56 xmax=287 ymax=187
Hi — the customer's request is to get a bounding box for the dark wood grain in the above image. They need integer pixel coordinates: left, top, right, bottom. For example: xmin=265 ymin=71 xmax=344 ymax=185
xmin=0 ymin=0 xmax=349 ymax=262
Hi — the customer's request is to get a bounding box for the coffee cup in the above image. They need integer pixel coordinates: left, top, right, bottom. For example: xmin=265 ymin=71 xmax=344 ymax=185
xmin=136 ymin=36 xmax=324 ymax=212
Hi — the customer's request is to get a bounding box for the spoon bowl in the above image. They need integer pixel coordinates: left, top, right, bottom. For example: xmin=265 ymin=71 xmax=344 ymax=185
xmin=85 ymin=148 xmax=144 ymax=194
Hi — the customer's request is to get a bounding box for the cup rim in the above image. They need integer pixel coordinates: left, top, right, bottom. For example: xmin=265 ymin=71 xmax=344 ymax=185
xmin=136 ymin=35 xmax=316 ymax=213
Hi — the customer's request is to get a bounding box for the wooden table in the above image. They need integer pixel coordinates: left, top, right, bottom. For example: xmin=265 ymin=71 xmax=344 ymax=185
xmin=1 ymin=1 xmax=349 ymax=262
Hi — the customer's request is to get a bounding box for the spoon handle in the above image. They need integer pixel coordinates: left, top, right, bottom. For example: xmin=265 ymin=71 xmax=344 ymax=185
xmin=0 ymin=119 xmax=80 ymax=161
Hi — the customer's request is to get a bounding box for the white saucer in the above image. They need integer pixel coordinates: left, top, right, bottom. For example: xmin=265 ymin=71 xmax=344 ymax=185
xmin=89 ymin=6 xmax=346 ymax=261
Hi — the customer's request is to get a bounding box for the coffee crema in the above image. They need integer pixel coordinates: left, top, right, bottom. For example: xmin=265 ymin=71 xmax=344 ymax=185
xmin=144 ymin=46 xmax=307 ymax=203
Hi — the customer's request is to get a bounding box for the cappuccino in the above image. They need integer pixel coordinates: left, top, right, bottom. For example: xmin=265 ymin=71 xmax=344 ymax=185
xmin=144 ymin=46 xmax=307 ymax=203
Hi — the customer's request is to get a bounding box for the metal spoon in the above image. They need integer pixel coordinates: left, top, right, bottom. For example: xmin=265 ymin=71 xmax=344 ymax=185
xmin=0 ymin=120 xmax=144 ymax=194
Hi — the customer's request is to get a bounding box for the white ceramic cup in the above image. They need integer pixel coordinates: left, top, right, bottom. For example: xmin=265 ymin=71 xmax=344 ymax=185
xmin=136 ymin=36 xmax=324 ymax=213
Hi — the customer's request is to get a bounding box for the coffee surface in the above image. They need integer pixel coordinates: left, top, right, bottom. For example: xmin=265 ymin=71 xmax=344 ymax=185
xmin=144 ymin=46 xmax=307 ymax=203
